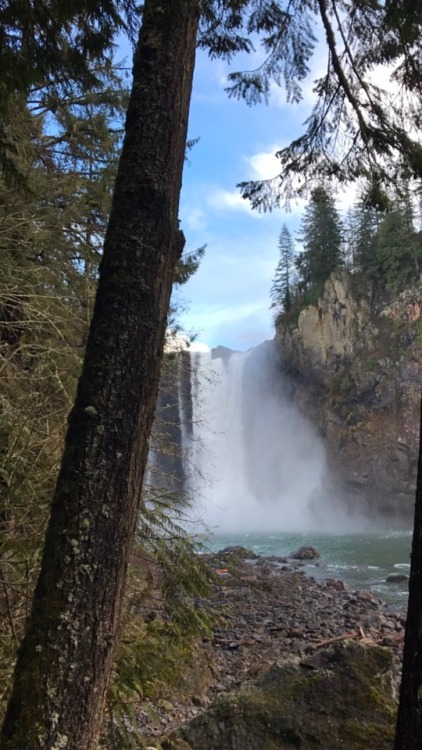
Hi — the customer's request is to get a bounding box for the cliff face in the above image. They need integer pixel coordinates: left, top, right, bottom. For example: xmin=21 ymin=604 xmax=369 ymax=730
xmin=276 ymin=273 xmax=422 ymax=522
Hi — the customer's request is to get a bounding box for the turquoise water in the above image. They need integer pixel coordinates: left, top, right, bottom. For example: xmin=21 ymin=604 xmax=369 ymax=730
xmin=203 ymin=529 xmax=413 ymax=610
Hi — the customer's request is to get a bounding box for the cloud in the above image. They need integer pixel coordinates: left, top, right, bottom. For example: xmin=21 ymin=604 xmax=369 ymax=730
xmin=183 ymin=206 xmax=207 ymax=231
xmin=206 ymin=186 xmax=258 ymax=214
xmin=182 ymin=298 xmax=271 ymax=349
xmin=245 ymin=147 xmax=282 ymax=180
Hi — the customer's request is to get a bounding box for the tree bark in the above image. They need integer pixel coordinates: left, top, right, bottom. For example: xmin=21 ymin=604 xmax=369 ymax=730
xmin=0 ymin=1 xmax=199 ymax=748
xmin=394 ymin=395 xmax=422 ymax=750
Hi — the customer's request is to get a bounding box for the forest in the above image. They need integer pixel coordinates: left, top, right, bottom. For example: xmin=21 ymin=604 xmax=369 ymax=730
xmin=0 ymin=1 xmax=421 ymax=749
xmin=271 ymin=186 xmax=422 ymax=320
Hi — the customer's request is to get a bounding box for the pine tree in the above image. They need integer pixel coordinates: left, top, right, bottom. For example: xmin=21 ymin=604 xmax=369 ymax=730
xmin=353 ymin=206 xmax=379 ymax=278
xmin=270 ymin=224 xmax=295 ymax=312
xmin=0 ymin=75 xmax=129 ymax=715
xmin=1 ymin=2 xmax=201 ymax=747
xmin=0 ymin=1 xmax=137 ymax=186
xmin=344 ymin=202 xmax=380 ymax=279
xmin=374 ymin=194 xmax=421 ymax=293
xmin=297 ymin=186 xmax=343 ymax=293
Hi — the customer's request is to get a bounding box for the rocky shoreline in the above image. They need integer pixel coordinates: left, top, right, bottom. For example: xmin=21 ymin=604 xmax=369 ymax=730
xmin=139 ymin=546 xmax=406 ymax=745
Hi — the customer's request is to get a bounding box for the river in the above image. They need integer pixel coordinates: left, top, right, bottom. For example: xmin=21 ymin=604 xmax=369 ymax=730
xmin=202 ymin=529 xmax=412 ymax=610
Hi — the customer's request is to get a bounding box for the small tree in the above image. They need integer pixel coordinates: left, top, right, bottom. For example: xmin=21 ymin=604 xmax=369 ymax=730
xmin=270 ymin=224 xmax=295 ymax=312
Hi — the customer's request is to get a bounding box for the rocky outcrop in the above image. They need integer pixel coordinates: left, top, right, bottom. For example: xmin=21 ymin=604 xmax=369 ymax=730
xmin=276 ymin=273 xmax=422 ymax=521
xmin=167 ymin=641 xmax=397 ymax=750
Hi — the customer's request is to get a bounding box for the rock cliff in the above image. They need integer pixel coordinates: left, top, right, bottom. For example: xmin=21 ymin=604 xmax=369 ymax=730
xmin=276 ymin=272 xmax=422 ymax=522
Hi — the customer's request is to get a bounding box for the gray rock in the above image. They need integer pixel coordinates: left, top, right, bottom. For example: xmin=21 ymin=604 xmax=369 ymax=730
xmin=386 ymin=573 xmax=409 ymax=584
xmin=288 ymin=545 xmax=320 ymax=560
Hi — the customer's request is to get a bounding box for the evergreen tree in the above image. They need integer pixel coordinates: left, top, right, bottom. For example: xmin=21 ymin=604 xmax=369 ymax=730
xmin=374 ymin=194 xmax=421 ymax=293
xmin=353 ymin=205 xmax=380 ymax=278
xmin=0 ymin=1 xmax=137 ymax=186
xmin=270 ymin=224 xmax=295 ymax=312
xmin=344 ymin=202 xmax=380 ymax=278
xmin=0 ymin=75 xmax=129 ymax=722
xmin=1 ymin=2 xmax=201 ymax=747
xmin=297 ymin=186 xmax=343 ymax=292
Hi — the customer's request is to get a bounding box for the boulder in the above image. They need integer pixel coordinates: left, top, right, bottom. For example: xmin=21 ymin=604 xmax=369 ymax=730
xmin=288 ymin=545 xmax=320 ymax=560
xmin=168 ymin=641 xmax=396 ymax=750
xmin=219 ymin=545 xmax=257 ymax=559
xmin=386 ymin=573 xmax=409 ymax=584
xmin=209 ymin=546 xmax=258 ymax=565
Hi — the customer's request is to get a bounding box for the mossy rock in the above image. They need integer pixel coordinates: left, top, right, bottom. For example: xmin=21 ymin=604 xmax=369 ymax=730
xmin=215 ymin=546 xmax=258 ymax=561
xmin=206 ymin=546 xmax=258 ymax=572
xmin=171 ymin=641 xmax=396 ymax=750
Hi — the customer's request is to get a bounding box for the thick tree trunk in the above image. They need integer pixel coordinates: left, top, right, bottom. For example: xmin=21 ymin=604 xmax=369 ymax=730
xmin=394 ymin=395 xmax=422 ymax=750
xmin=0 ymin=1 xmax=199 ymax=748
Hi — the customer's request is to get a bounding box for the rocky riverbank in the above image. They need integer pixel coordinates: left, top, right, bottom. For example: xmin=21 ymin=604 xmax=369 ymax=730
xmin=139 ymin=546 xmax=406 ymax=746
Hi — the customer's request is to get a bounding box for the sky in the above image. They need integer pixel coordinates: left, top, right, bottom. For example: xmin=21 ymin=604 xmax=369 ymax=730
xmin=174 ymin=37 xmax=404 ymax=353
xmin=117 ymin=21 xmax=403 ymax=353
xmin=175 ymin=47 xmax=314 ymax=352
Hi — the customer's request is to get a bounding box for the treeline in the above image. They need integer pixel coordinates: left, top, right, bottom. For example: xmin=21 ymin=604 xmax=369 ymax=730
xmin=271 ymin=185 xmax=422 ymax=320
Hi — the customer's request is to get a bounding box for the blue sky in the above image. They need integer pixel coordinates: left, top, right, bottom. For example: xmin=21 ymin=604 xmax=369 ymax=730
xmin=118 ymin=23 xmax=399 ymax=353
xmin=175 ymin=47 xmax=312 ymax=352
xmin=175 ymin=41 xmax=403 ymax=352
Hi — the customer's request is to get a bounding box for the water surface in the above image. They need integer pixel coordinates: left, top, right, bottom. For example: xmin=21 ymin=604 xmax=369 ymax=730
xmin=203 ymin=529 xmax=412 ymax=610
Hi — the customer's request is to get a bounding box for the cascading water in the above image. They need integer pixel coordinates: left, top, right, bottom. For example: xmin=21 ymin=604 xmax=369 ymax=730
xmin=184 ymin=341 xmax=344 ymax=533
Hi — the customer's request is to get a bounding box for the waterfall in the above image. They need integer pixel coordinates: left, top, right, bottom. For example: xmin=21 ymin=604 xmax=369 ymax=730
xmin=183 ymin=342 xmax=342 ymax=533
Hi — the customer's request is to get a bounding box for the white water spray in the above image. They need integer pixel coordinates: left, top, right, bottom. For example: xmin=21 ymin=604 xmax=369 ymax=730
xmin=185 ymin=342 xmax=343 ymax=533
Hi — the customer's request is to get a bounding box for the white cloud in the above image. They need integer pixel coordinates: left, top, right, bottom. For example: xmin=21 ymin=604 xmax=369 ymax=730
xmin=183 ymin=206 xmax=207 ymax=231
xmin=245 ymin=147 xmax=282 ymax=180
xmin=206 ymin=186 xmax=258 ymax=214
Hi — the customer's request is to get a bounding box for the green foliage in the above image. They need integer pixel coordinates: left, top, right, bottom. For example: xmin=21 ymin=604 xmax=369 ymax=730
xmin=415 ymin=320 xmax=422 ymax=349
xmin=102 ymin=499 xmax=215 ymax=749
xmin=0 ymin=54 xmax=207 ymax=742
xmin=225 ymin=0 xmax=316 ymax=106
xmin=222 ymin=1 xmax=422 ymax=208
xmin=373 ymin=200 xmax=421 ymax=293
xmin=328 ymin=370 xmax=354 ymax=397
xmin=175 ymin=245 xmax=206 ymax=285
xmin=0 ymin=0 xmax=138 ymax=185
xmin=0 ymin=86 xmax=124 ymax=710
xmin=347 ymin=189 xmax=422 ymax=296
xmin=271 ymin=187 xmax=344 ymax=327
xmin=345 ymin=205 xmax=379 ymax=276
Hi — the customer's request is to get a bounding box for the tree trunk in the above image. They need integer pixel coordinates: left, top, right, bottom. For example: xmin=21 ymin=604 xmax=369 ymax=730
xmin=394 ymin=395 xmax=422 ymax=750
xmin=0 ymin=1 xmax=199 ymax=748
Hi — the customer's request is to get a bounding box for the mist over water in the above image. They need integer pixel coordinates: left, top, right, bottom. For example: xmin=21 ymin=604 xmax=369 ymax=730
xmin=185 ymin=342 xmax=352 ymax=534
